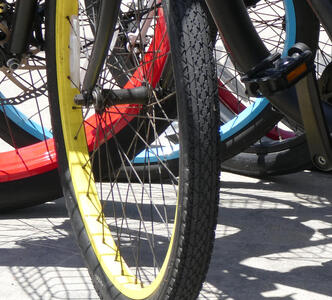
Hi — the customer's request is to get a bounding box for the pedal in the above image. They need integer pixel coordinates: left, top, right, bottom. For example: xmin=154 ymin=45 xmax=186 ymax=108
xmin=242 ymin=42 xmax=332 ymax=171
xmin=242 ymin=44 xmax=313 ymax=97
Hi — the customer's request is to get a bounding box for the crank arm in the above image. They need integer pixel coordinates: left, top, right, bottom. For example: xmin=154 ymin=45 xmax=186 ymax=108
xmin=296 ymin=71 xmax=332 ymax=170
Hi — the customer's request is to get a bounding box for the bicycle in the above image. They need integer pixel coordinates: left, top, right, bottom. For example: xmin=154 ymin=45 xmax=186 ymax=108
xmin=135 ymin=0 xmax=318 ymax=179
xmin=205 ymin=0 xmax=332 ymax=173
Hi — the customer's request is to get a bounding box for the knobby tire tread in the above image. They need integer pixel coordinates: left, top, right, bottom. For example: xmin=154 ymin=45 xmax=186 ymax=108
xmin=165 ymin=0 xmax=220 ymax=298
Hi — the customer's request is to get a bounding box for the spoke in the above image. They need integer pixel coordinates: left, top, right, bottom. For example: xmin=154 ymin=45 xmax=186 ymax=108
xmin=71 ymin=0 xmax=177 ymax=285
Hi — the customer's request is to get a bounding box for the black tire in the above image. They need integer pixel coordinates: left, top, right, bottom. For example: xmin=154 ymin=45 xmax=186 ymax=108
xmin=0 ymin=170 xmax=62 ymax=211
xmin=47 ymin=1 xmax=220 ymax=299
xmin=221 ymin=135 xmax=312 ymax=177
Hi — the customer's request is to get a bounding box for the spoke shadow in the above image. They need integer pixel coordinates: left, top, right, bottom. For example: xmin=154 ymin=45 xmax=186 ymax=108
xmin=0 ymin=198 xmax=99 ymax=299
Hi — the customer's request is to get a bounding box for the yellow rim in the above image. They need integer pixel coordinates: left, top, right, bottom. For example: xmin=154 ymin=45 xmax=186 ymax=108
xmin=55 ymin=1 xmax=177 ymax=298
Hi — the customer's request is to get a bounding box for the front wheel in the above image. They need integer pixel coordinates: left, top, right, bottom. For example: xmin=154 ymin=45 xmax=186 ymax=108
xmin=46 ymin=0 xmax=220 ymax=299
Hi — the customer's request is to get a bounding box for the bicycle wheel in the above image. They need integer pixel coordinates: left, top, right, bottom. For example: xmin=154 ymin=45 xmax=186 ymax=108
xmin=0 ymin=0 xmax=166 ymax=210
xmin=0 ymin=1 xmax=53 ymax=147
xmin=47 ymin=2 xmax=220 ymax=300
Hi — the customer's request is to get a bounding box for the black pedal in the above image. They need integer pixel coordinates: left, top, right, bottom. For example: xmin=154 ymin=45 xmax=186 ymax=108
xmin=242 ymin=43 xmax=313 ymax=97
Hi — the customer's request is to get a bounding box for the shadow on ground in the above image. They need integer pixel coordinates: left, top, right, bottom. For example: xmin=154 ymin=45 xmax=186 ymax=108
xmin=0 ymin=171 xmax=331 ymax=299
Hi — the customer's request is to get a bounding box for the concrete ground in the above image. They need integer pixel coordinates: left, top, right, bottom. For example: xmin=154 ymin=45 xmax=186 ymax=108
xmin=1 ymin=170 xmax=332 ymax=300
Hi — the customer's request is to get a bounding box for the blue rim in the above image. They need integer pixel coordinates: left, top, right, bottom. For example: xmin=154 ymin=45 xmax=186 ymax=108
xmin=219 ymin=0 xmax=295 ymax=141
xmin=133 ymin=144 xmax=180 ymax=164
xmin=0 ymin=93 xmax=52 ymax=141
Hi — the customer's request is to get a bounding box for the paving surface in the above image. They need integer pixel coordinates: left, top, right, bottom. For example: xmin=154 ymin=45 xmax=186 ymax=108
xmin=1 ymin=170 xmax=332 ymax=300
